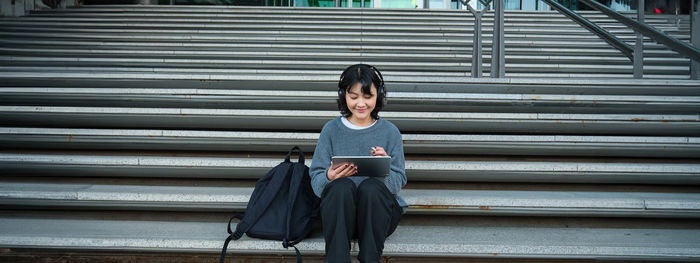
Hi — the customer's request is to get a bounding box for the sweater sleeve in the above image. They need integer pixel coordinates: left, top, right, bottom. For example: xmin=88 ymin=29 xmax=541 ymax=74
xmin=384 ymin=128 xmax=407 ymax=195
xmin=310 ymin=124 xmax=333 ymax=198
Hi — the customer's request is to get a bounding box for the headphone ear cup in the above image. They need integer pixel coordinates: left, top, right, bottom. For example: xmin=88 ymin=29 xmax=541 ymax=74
xmin=381 ymin=85 xmax=387 ymax=105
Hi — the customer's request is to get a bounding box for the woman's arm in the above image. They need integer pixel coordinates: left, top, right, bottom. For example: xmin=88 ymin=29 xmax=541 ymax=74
xmin=310 ymin=127 xmax=333 ymax=198
xmin=384 ymin=132 xmax=407 ymax=195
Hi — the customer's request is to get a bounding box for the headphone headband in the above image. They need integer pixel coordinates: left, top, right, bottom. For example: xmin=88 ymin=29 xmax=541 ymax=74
xmin=339 ymin=64 xmax=382 ymax=83
xmin=338 ymin=64 xmax=386 ymax=100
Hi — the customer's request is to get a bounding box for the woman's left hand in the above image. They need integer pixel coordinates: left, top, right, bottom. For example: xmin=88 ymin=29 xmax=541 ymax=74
xmin=371 ymin=146 xmax=387 ymax=157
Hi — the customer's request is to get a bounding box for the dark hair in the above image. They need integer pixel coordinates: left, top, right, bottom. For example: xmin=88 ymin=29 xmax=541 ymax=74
xmin=337 ymin=64 xmax=386 ymax=120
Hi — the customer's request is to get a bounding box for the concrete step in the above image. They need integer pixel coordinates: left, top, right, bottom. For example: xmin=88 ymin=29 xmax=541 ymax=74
xmin=1 ymin=181 xmax=699 ymax=217
xmin=0 ymin=27 xmax=475 ymax=40
xmin=0 ymin=63 xmax=690 ymax=77
xmin=2 ymin=87 xmax=698 ymax=114
xmin=0 ymin=38 xmax=472 ymax=53
xmin=0 ymin=50 xmax=688 ymax=67
xmin=1 ymin=106 xmax=697 ymax=135
xmin=0 ymin=57 xmax=472 ymax=71
xmin=2 ymin=77 xmax=697 ymax=95
xmin=0 ymin=38 xmax=687 ymax=58
xmin=0 ymin=23 xmax=685 ymax=42
xmin=0 ymin=41 xmax=682 ymax=58
xmin=0 ymin=40 xmax=684 ymax=54
xmin=1 ymin=211 xmax=698 ymax=260
xmin=26 ymin=7 xmax=689 ymax=21
xmin=0 ymin=23 xmax=667 ymax=37
xmin=0 ymin=67 xmax=692 ymax=79
xmin=5 ymin=10 xmax=689 ymax=19
xmin=505 ymin=72 xmax=691 ymax=79
xmin=3 ymin=29 xmax=680 ymax=43
xmin=0 ymin=47 xmax=472 ymax=61
xmin=27 ymin=8 xmax=599 ymax=19
xmin=1 ymin=152 xmax=698 ymax=184
xmin=2 ymin=128 xmax=698 ymax=158
xmin=8 ymin=33 xmax=664 ymax=48
xmin=0 ymin=20 xmax=635 ymax=31
xmin=4 ymin=16 xmax=685 ymax=32
xmin=0 ymin=31 xmax=474 ymax=46
xmin=17 ymin=7 xmax=688 ymax=23
xmin=0 ymin=62 xmax=689 ymax=77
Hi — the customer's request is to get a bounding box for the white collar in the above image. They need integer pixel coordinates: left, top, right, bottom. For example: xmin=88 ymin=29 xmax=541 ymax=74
xmin=341 ymin=117 xmax=377 ymax=130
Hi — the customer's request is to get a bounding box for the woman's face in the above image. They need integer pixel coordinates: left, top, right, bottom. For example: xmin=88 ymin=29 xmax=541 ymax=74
xmin=345 ymin=82 xmax=377 ymax=123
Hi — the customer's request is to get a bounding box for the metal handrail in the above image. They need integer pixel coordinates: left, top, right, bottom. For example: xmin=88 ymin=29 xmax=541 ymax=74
xmin=578 ymin=0 xmax=700 ymax=63
xmin=540 ymin=0 xmax=633 ymax=60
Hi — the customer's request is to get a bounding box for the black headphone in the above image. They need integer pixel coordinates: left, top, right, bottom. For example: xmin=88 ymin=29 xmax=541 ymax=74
xmin=337 ymin=64 xmax=387 ymax=106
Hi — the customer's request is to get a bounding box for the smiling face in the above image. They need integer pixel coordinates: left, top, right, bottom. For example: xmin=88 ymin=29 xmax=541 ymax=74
xmin=345 ymin=82 xmax=377 ymax=126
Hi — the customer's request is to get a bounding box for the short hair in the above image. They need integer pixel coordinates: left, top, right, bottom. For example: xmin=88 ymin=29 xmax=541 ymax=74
xmin=337 ymin=64 xmax=385 ymax=120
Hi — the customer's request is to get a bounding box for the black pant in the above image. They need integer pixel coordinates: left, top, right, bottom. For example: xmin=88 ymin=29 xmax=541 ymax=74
xmin=320 ymin=177 xmax=402 ymax=263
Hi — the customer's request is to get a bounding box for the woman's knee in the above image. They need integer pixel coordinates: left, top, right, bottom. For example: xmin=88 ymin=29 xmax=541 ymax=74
xmin=357 ymin=178 xmax=391 ymax=201
xmin=321 ymin=177 xmax=356 ymax=203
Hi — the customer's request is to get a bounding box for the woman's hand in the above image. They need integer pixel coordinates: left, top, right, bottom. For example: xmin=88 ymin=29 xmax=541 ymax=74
xmin=371 ymin=146 xmax=387 ymax=157
xmin=327 ymin=161 xmax=357 ymax=181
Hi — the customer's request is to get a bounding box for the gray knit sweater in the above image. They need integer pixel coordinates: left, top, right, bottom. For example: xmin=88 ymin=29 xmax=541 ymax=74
xmin=310 ymin=116 xmax=407 ymax=209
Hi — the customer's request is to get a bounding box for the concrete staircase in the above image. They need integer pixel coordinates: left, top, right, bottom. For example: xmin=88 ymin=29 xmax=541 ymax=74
xmin=0 ymin=6 xmax=693 ymax=78
xmin=1 ymin=5 xmax=699 ymax=262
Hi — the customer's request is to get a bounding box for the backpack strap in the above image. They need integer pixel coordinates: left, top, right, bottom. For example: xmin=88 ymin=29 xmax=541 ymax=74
xmin=290 ymin=244 xmax=303 ymax=263
xmin=284 ymin=163 xmax=305 ymax=242
xmin=219 ymin=215 xmax=240 ymax=263
xmin=283 ymin=147 xmax=306 ymax=263
xmin=283 ymin=163 xmax=306 ymax=247
xmin=285 ymin=146 xmax=304 ymax=164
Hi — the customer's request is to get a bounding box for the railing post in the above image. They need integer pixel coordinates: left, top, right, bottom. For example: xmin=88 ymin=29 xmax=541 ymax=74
xmin=692 ymin=0 xmax=700 ymax=79
xmin=676 ymin=0 xmax=681 ymax=28
xmin=464 ymin=0 xmax=491 ymax=78
xmin=633 ymin=0 xmax=644 ymax=78
xmin=473 ymin=9 xmax=482 ymax=78
xmin=491 ymin=0 xmax=505 ymax=78
xmin=465 ymin=3 xmax=483 ymax=77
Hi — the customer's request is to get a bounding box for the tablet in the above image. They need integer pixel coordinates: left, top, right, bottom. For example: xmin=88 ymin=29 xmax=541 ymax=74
xmin=331 ymin=156 xmax=391 ymax=177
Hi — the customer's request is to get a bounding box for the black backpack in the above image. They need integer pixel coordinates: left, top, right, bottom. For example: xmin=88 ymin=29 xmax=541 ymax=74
xmin=219 ymin=146 xmax=320 ymax=263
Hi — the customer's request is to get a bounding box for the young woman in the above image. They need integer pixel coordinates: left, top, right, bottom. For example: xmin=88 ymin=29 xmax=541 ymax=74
xmin=310 ymin=64 xmax=407 ymax=263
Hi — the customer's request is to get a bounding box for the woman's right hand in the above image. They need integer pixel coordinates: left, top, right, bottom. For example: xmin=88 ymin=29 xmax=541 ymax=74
xmin=327 ymin=161 xmax=357 ymax=181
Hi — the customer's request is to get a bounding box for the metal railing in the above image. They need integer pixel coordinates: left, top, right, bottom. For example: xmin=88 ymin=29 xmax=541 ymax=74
xmin=541 ymin=0 xmax=633 ymax=60
xmin=543 ymin=0 xmax=700 ymax=79
xmin=455 ymin=0 xmax=698 ymax=79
